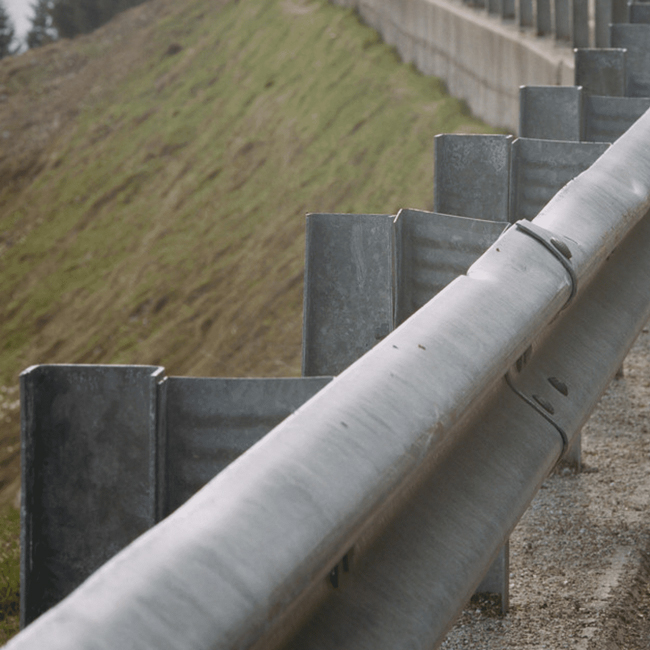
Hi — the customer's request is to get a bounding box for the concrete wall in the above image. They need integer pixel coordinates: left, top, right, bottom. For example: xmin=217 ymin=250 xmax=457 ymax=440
xmin=334 ymin=0 xmax=575 ymax=132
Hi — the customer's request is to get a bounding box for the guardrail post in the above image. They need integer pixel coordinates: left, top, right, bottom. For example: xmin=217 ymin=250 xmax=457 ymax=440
xmin=301 ymin=213 xmax=395 ymax=377
xmin=583 ymin=95 xmax=650 ymax=142
xmin=501 ymin=0 xmax=516 ymax=19
xmin=519 ymin=86 xmax=583 ymax=141
xmin=518 ymin=0 xmax=534 ymax=27
xmin=162 ymin=377 xmax=333 ymax=516
xmin=610 ymin=24 xmax=650 ymax=97
xmin=301 ymin=207 xmax=511 ymax=611
xmin=434 ymin=134 xmax=512 ymax=222
xmin=509 ymin=139 xmax=609 ymax=221
xmin=595 ymin=0 xmax=611 ymax=47
xmin=393 ymin=209 xmax=506 ymax=326
xmin=20 ymin=364 xmax=164 ymax=628
xmin=574 ymin=48 xmax=626 ymax=96
xmin=612 ymin=0 xmax=630 ymax=22
xmin=487 ymin=0 xmax=500 ymax=15
xmin=536 ymin=0 xmax=552 ymax=35
xmin=555 ymin=0 xmax=572 ymax=42
xmin=572 ymin=0 xmax=590 ymax=47
xmin=629 ymin=3 xmax=650 ymax=23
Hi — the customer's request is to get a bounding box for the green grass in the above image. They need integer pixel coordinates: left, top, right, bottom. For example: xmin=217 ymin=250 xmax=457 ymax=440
xmin=0 ymin=507 xmax=19 ymax=642
xmin=0 ymin=0 xmax=498 ymax=385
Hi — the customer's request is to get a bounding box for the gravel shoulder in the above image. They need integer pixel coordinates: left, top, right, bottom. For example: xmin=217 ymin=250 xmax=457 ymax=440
xmin=441 ymin=325 xmax=650 ymax=649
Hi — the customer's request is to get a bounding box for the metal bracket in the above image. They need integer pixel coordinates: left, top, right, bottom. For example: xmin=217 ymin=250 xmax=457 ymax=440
xmin=505 ymin=370 xmax=569 ymax=460
xmin=515 ymin=220 xmax=578 ymax=309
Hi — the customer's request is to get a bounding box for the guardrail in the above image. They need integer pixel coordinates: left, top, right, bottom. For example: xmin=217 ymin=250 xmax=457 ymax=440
xmin=9 ymin=6 xmax=650 ymax=650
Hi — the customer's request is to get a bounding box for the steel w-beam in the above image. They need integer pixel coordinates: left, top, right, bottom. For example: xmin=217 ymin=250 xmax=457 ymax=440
xmin=7 ymin=104 xmax=650 ymax=650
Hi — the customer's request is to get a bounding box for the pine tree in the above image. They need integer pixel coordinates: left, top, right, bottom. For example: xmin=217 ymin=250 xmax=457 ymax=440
xmin=50 ymin=0 xmax=146 ymax=39
xmin=27 ymin=0 xmax=57 ymax=49
xmin=0 ymin=0 xmax=16 ymax=59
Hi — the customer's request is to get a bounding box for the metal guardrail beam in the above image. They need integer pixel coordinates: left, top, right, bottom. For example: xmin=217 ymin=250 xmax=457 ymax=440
xmin=8 ymin=107 xmax=650 ymax=650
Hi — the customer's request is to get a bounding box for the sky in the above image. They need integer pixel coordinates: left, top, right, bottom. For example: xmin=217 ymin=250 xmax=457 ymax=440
xmin=4 ymin=0 xmax=32 ymax=42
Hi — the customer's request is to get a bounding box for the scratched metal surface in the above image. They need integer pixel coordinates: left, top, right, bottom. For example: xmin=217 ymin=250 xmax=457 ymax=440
xmin=584 ymin=96 xmax=650 ymax=143
xmin=519 ymin=86 xmax=582 ymax=141
xmin=19 ymin=364 xmax=163 ymax=628
xmin=434 ymin=134 xmax=512 ymax=222
xmin=629 ymin=3 xmax=650 ymax=24
xmin=301 ymin=213 xmax=394 ymax=377
xmin=610 ymin=24 xmax=650 ymax=97
xmin=509 ymin=138 xmax=609 ymax=221
xmin=574 ymin=48 xmax=626 ymax=97
xmin=163 ymin=376 xmax=332 ymax=515
xmin=394 ymin=209 xmax=507 ymax=325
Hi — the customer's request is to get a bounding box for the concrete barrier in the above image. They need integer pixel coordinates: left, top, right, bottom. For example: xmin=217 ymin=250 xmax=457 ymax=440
xmin=333 ymin=0 xmax=574 ymax=131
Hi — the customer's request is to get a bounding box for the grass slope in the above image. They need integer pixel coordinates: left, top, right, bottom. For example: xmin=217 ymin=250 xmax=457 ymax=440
xmin=0 ymin=0 xmax=496 ymax=386
xmin=0 ymin=0 xmax=497 ymax=636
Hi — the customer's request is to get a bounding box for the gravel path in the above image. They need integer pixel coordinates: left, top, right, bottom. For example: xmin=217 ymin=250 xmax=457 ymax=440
xmin=441 ymin=325 xmax=650 ymax=649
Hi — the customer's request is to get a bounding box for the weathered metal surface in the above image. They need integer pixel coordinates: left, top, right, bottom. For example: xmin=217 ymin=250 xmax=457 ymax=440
xmin=163 ymin=376 xmax=332 ymax=515
xmin=572 ymin=0 xmax=589 ymax=47
xmin=584 ymin=96 xmax=650 ymax=142
xmin=536 ymin=0 xmax=552 ymax=35
xmin=302 ymin=213 xmax=394 ymax=377
xmin=519 ymin=0 xmax=534 ymax=27
xmin=610 ymin=24 xmax=650 ymax=97
xmin=594 ymin=0 xmax=611 ymax=47
xmin=574 ymin=48 xmax=626 ymax=96
xmin=501 ymin=0 xmax=515 ymax=19
xmin=629 ymin=3 xmax=650 ymax=24
xmin=434 ymin=134 xmax=512 ymax=222
xmin=393 ymin=208 xmax=507 ymax=325
xmin=509 ymin=138 xmax=609 ymax=221
xmin=19 ymin=364 xmax=164 ymax=628
xmin=554 ymin=0 xmax=571 ymax=41
xmin=611 ymin=0 xmax=629 ymax=23
xmin=519 ymin=86 xmax=582 ymax=141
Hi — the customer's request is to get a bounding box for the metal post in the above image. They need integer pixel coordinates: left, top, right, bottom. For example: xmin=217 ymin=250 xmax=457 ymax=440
xmin=595 ymin=0 xmax=611 ymax=47
xmin=610 ymin=24 xmax=650 ymax=97
xmin=509 ymin=138 xmax=609 ymax=221
xmin=519 ymin=0 xmax=535 ymax=27
xmin=20 ymin=364 xmax=164 ymax=628
xmin=574 ymin=48 xmax=626 ymax=97
xmin=583 ymin=96 xmax=650 ymax=143
xmin=434 ymin=134 xmax=512 ymax=222
xmin=163 ymin=377 xmax=333 ymax=516
xmin=301 ymin=213 xmax=394 ymax=377
xmin=555 ymin=0 xmax=572 ymax=42
xmin=537 ymin=0 xmax=553 ymax=35
xmin=572 ymin=0 xmax=590 ymax=47
xmin=519 ymin=86 xmax=583 ymax=141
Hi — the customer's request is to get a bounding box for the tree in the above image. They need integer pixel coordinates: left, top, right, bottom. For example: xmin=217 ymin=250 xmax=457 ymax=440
xmin=0 ymin=0 xmax=17 ymax=59
xmin=27 ymin=0 xmax=57 ymax=49
xmin=50 ymin=0 xmax=146 ymax=39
